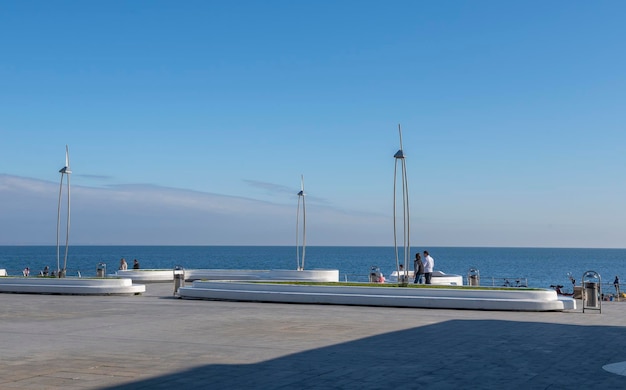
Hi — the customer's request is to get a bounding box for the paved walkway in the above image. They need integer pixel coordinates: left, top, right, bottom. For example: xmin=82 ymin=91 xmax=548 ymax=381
xmin=1 ymin=283 xmax=625 ymax=389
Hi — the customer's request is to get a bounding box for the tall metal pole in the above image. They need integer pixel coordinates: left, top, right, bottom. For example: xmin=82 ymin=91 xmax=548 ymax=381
xmin=63 ymin=147 xmax=71 ymax=275
xmin=296 ymin=175 xmax=306 ymax=270
xmin=393 ymin=125 xmax=410 ymax=284
xmin=56 ymin=145 xmax=72 ymax=278
xmin=56 ymin=173 xmax=63 ymax=276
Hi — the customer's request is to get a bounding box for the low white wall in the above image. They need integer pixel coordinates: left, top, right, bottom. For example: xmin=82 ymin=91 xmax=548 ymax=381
xmin=114 ymin=268 xmax=339 ymax=283
xmin=0 ymin=277 xmax=145 ymax=295
xmin=180 ymin=281 xmax=576 ymax=311
xmin=115 ymin=269 xmax=174 ymax=282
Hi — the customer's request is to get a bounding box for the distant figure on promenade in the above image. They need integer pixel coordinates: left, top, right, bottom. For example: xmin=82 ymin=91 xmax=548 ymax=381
xmin=414 ymin=253 xmax=424 ymax=284
xmin=614 ymin=276 xmax=620 ymax=295
xmin=422 ymin=251 xmax=434 ymax=284
xmin=22 ymin=267 xmax=30 ymax=277
xmin=133 ymin=259 xmax=140 ymax=269
xmin=398 ymin=264 xmax=407 ymax=283
xmin=119 ymin=258 xmax=128 ymax=270
xmin=43 ymin=266 xmax=49 ymax=276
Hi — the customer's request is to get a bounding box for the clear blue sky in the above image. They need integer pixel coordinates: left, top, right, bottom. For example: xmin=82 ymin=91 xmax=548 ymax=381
xmin=1 ymin=1 xmax=625 ymax=247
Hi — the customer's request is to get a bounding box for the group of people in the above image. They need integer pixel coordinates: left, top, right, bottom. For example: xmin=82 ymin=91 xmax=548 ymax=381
xmin=21 ymin=266 xmax=59 ymax=277
xmin=412 ymin=250 xmax=434 ymax=284
xmin=119 ymin=258 xmax=140 ymax=270
xmin=19 ymin=259 xmax=141 ymax=277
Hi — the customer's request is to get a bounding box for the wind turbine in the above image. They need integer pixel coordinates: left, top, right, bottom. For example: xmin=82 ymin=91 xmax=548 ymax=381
xmin=56 ymin=145 xmax=71 ymax=278
xmin=393 ymin=125 xmax=410 ymax=284
xmin=296 ymin=175 xmax=306 ymax=271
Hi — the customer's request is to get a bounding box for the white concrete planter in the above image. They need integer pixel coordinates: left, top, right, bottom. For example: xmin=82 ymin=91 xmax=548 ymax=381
xmin=186 ymin=269 xmax=339 ymax=282
xmin=0 ymin=277 xmax=145 ymax=295
xmin=114 ymin=268 xmax=339 ymax=283
xmin=114 ymin=269 xmax=175 ymax=282
xmin=179 ymin=281 xmax=576 ymax=312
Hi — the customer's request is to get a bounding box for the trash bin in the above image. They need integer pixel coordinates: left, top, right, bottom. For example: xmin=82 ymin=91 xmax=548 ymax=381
xmin=173 ymin=266 xmax=185 ymax=295
xmin=96 ymin=262 xmax=106 ymax=278
xmin=582 ymin=270 xmax=602 ymax=314
xmin=584 ymin=282 xmax=598 ymax=307
xmin=369 ymin=266 xmax=383 ymax=283
xmin=468 ymin=268 xmax=480 ymax=286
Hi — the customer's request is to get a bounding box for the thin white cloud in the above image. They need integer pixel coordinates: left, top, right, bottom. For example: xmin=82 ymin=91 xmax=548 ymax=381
xmin=0 ymin=174 xmax=391 ymax=246
xmin=1 ymin=174 xmax=623 ymax=248
xmin=243 ymin=179 xmax=330 ymax=205
xmin=77 ymin=173 xmax=115 ymax=180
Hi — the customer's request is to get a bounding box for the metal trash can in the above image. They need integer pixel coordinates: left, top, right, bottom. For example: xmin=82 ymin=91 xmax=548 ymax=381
xmin=369 ymin=266 xmax=383 ymax=283
xmin=584 ymin=282 xmax=598 ymax=307
xmin=96 ymin=262 xmax=106 ymax=278
xmin=468 ymin=268 xmax=480 ymax=286
xmin=582 ymin=270 xmax=602 ymax=314
xmin=173 ymin=265 xmax=185 ymax=295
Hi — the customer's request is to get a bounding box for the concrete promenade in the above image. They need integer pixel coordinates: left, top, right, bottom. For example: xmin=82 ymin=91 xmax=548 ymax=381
xmin=1 ymin=283 xmax=625 ymax=389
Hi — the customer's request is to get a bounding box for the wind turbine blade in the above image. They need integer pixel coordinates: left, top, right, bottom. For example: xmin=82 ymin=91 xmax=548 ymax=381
xmin=65 ymin=145 xmax=70 ymax=168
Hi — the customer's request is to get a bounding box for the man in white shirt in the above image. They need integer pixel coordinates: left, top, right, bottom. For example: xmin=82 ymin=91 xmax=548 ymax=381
xmin=422 ymin=250 xmax=434 ymax=284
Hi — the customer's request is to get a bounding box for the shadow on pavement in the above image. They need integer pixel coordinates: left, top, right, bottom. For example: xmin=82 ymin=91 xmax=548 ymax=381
xmin=104 ymin=319 xmax=626 ymax=389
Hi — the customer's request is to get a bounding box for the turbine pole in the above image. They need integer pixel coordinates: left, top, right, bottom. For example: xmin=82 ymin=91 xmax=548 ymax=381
xmin=56 ymin=145 xmax=72 ymax=278
xmin=393 ymin=125 xmax=410 ymax=284
xmin=296 ymin=175 xmax=306 ymax=270
xmin=56 ymin=173 xmax=63 ymax=276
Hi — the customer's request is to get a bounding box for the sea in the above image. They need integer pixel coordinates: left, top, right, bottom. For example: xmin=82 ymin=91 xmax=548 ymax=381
xmin=2 ymin=246 xmax=625 ymax=291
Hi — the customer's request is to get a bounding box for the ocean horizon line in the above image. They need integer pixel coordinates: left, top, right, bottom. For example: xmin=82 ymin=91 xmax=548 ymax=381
xmin=2 ymin=244 xmax=626 ymax=250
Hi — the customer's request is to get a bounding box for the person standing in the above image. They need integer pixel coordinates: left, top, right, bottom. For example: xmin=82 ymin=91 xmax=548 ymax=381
xmin=133 ymin=259 xmax=140 ymax=269
xmin=422 ymin=250 xmax=434 ymax=284
xmin=119 ymin=258 xmax=128 ymax=270
xmin=398 ymin=264 xmax=407 ymax=283
xmin=414 ymin=253 xmax=424 ymax=284
xmin=614 ymin=276 xmax=620 ymax=299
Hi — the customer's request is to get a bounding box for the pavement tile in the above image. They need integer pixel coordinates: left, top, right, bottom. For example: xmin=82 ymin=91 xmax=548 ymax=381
xmin=1 ymin=283 xmax=626 ymax=389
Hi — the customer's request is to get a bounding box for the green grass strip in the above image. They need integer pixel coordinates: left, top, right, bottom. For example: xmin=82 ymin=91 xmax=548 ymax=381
xmin=244 ymin=281 xmax=542 ymax=291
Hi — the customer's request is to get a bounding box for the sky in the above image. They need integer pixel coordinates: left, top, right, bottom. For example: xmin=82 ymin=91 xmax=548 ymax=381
xmin=1 ymin=1 xmax=625 ymax=247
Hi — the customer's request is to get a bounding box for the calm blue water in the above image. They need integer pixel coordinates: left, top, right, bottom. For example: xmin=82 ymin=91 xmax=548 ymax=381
xmin=1 ymin=246 xmax=625 ymax=290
